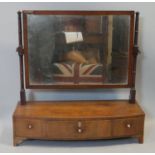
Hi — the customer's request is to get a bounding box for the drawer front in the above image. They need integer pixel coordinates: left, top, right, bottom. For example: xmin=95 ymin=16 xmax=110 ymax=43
xmin=112 ymin=117 xmax=144 ymax=137
xmin=14 ymin=119 xmax=44 ymax=138
xmin=46 ymin=119 xmax=111 ymax=140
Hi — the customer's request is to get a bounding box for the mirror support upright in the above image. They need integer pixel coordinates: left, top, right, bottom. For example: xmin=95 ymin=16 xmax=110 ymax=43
xmin=16 ymin=11 xmax=26 ymax=105
xmin=129 ymin=12 xmax=140 ymax=103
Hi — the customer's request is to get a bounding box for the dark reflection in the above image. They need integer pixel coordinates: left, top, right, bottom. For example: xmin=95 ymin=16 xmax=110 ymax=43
xmin=27 ymin=14 xmax=130 ymax=85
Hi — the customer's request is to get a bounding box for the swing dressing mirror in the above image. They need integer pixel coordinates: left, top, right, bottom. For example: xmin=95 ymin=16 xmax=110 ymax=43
xmin=23 ymin=11 xmax=134 ymax=89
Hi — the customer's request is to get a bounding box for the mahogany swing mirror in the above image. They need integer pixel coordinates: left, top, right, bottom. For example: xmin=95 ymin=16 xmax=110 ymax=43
xmin=22 ymin=11 xmax=134 ymax=89
xmin=13 ymin=10 xmax=145 ymax=146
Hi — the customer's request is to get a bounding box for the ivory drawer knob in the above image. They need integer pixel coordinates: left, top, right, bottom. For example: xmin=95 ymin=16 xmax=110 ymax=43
xmin=28 ymin=124 xmax=33 ymax=129
xmin=77 ymin=121 xmax=82 ymax=127
xmin=126 ymin=123 xmax=131 ymax=128
xmin=78 ymin=128 xmax=82 ymax=133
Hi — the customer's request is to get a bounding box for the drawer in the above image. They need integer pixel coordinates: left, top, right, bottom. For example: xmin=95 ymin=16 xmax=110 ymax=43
xmin=46 ymin=119 xmax=111 ymax=140
xmin=14 ymin=119 xmax=44 ymax=138
xmin=112 ymin=117 xmax=144 ymax=137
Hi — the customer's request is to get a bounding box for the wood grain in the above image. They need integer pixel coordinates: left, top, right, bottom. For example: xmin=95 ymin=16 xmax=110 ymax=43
xmin=13 ymin=100 xmax=145 ymax=145
xmin=13 ymin=100 xmax=144 ymax=120
xmin=112 ymin=117 xmax=144 ymax=136
xmin=45 ymin=119 xmax=111 ymax=140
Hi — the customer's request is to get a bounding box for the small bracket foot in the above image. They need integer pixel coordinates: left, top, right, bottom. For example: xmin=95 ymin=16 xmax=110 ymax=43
xmin=137 ymin=135 xmax=144 ymax=144
xmin=13 ymin=137 xmax=27 ymax=146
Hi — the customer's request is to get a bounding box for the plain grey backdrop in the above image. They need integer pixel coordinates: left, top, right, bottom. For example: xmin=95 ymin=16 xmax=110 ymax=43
xmin=0 ymin=2 xmax=155 ymax=152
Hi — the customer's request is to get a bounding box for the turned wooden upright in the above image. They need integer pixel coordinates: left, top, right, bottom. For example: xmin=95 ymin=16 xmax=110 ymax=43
xmin=16 ymin=11 xmax=26 ymax=105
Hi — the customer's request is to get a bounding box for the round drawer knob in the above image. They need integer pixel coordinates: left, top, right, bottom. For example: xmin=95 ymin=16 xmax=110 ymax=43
xmin=28 ymin=124 xmax=33 ymax=129
xmin=126 ymin=123 xmax=131 ymax=128
xmin=78 ymin=128 xmax=82 ymax=133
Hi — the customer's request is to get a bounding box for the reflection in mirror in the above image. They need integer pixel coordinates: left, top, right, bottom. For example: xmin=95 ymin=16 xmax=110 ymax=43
xmin=27 ymin=14 xmax=130 ymax=85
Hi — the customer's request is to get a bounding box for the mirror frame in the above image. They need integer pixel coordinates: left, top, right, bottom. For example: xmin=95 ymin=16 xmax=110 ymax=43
xmin=22 ymin=10 xmax=135 ymax=89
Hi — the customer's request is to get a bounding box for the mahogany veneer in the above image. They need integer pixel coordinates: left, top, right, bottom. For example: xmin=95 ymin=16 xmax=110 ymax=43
xmin=13 ymin=100 xmax=145 ymax=146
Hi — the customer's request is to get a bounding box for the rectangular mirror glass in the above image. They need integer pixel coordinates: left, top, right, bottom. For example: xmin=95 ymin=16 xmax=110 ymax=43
xmin=23 ymin=11 xmax=134 ymax=88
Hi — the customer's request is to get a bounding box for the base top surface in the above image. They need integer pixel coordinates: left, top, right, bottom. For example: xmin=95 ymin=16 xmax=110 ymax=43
xmin=13 ymin=100 xmax=145 ymax=120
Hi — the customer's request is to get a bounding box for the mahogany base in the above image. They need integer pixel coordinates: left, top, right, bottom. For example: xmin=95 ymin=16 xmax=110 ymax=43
xmin=13 ymin=100 xmax=145 ymax=146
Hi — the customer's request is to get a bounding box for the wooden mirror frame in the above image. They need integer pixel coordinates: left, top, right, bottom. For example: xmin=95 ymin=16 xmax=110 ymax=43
xmin=16 ymin=10 xmax=140 ymax=104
